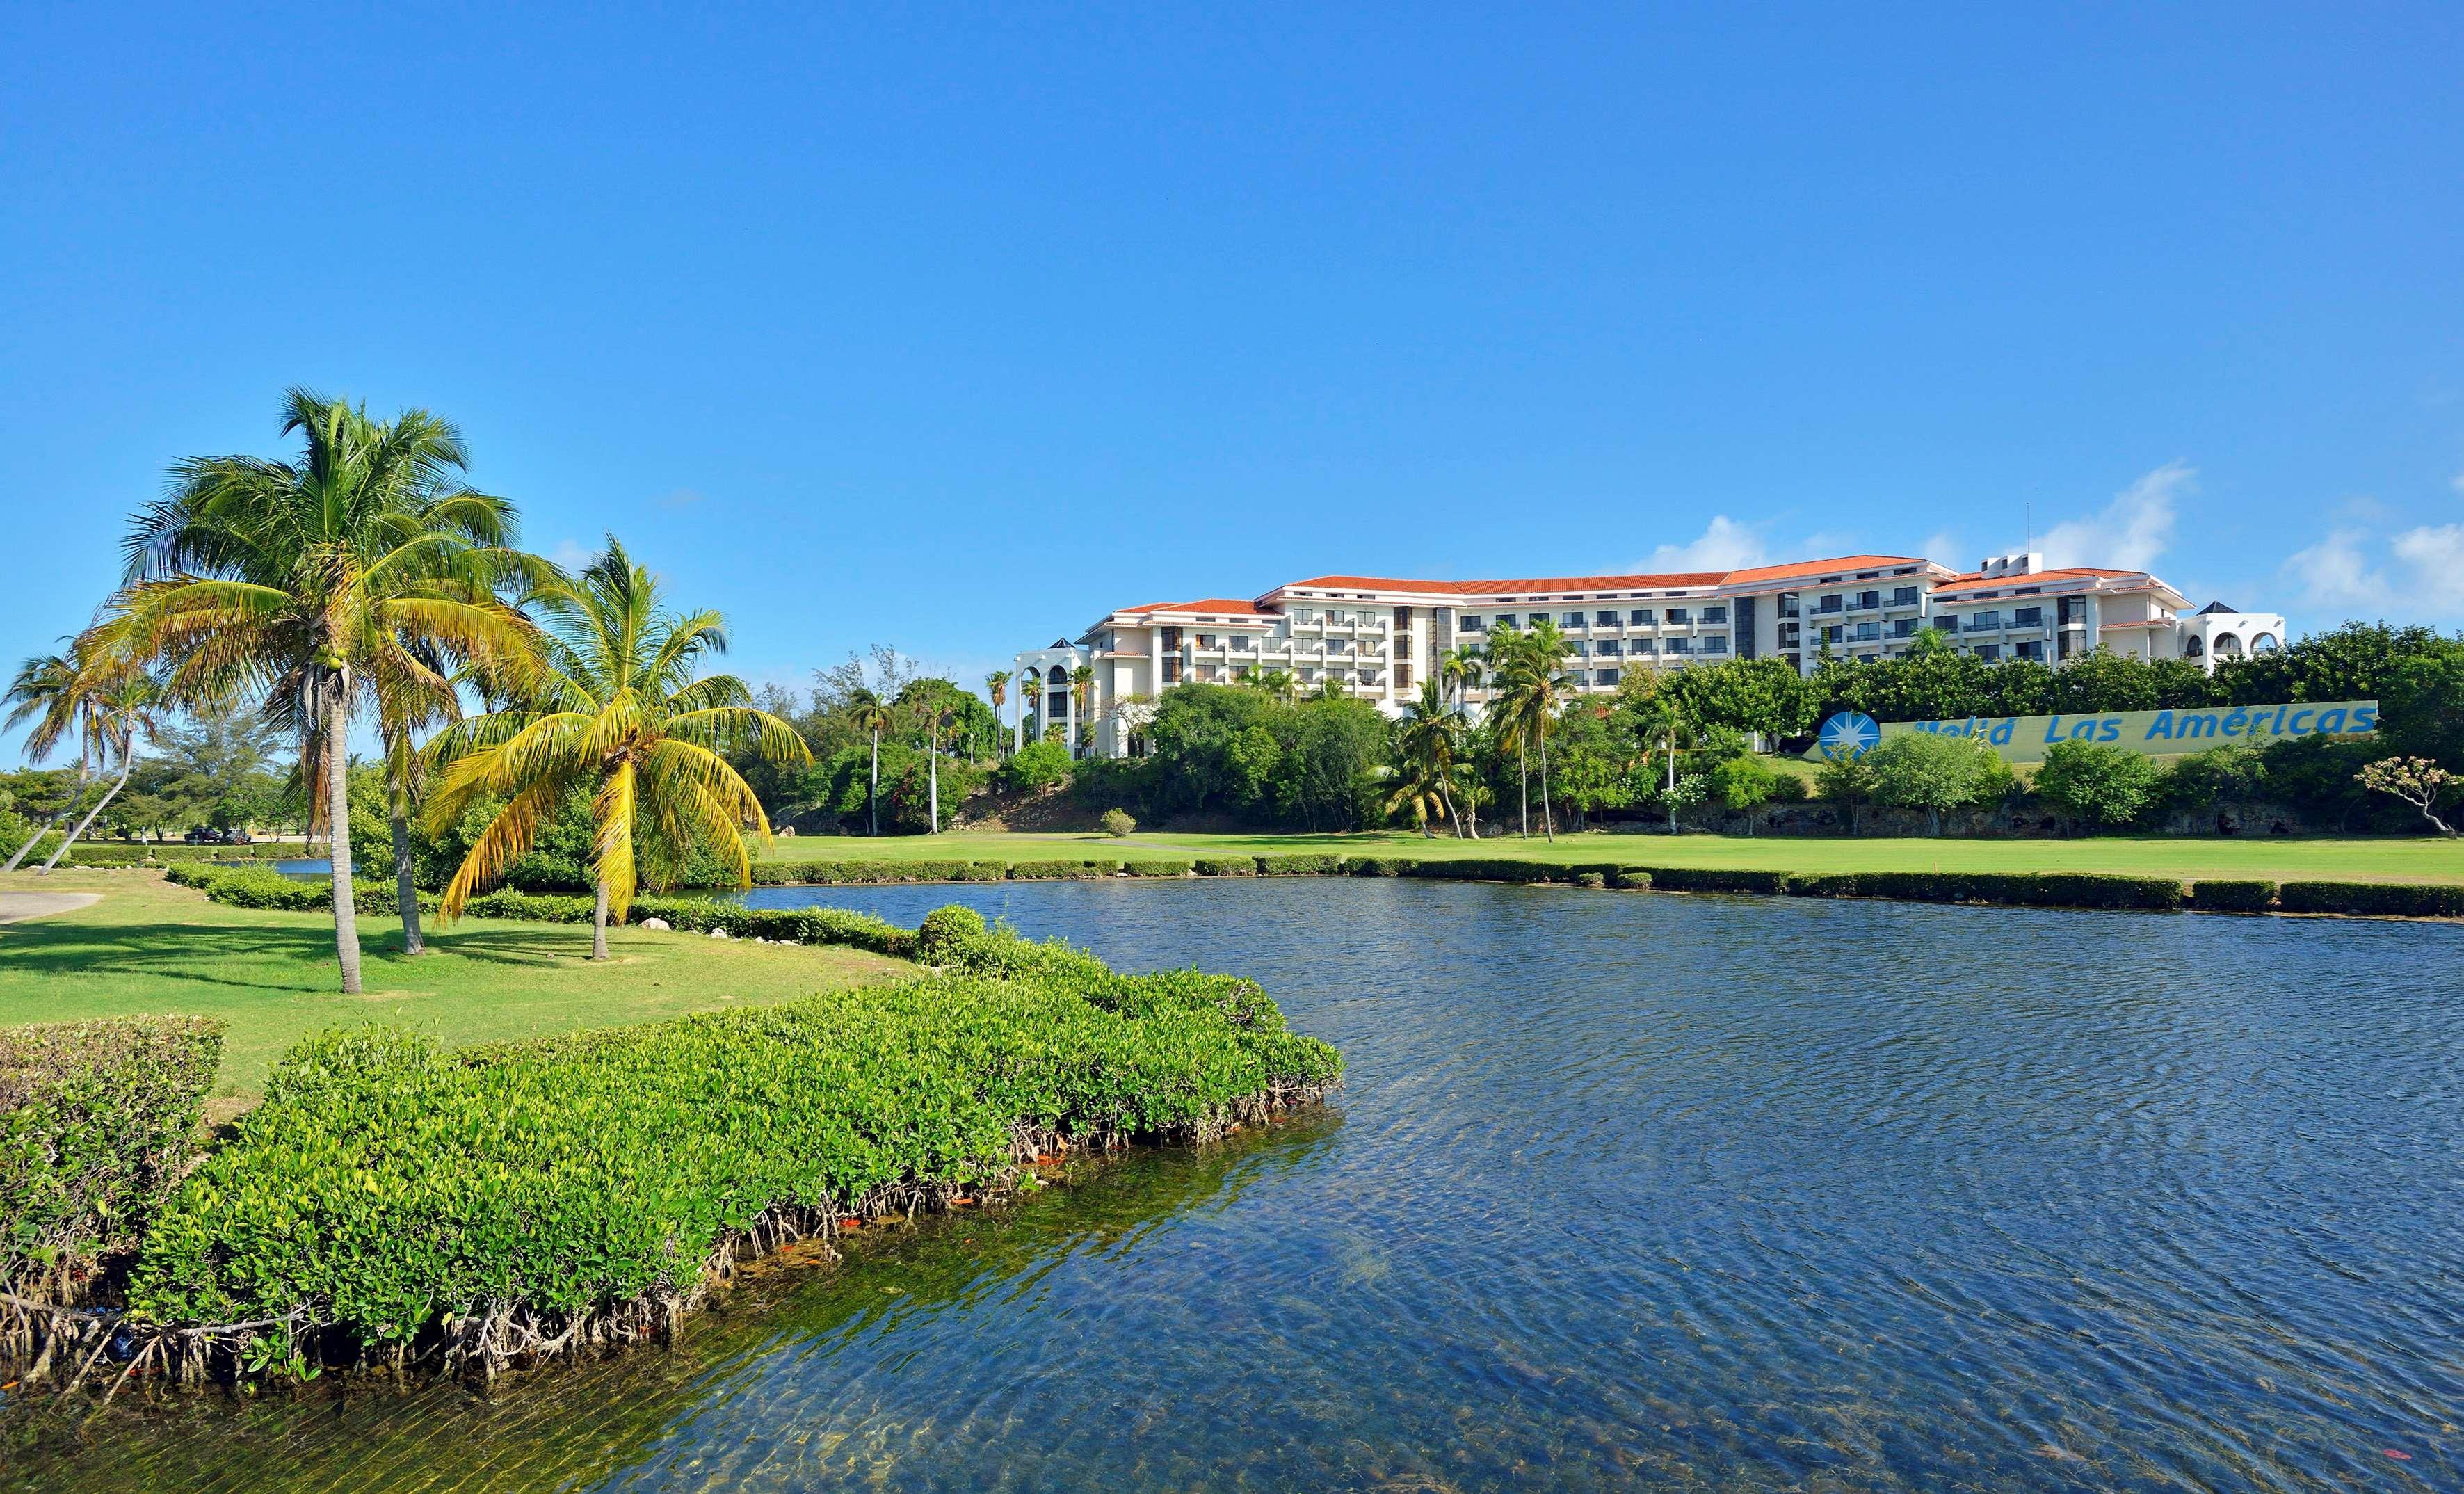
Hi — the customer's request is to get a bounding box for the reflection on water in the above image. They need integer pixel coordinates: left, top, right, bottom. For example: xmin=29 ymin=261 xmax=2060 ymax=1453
xmin=10 ymin=880 xmax=2463 ymax=1491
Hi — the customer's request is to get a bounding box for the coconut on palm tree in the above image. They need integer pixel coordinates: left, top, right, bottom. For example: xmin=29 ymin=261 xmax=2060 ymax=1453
xmin=424 ymin=538 xmax=808 ymax=958
xmin=108 ymin=391 xmax=541 ymax=992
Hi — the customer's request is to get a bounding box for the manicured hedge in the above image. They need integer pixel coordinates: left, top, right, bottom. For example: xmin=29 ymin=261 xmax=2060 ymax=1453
xmin=1408 ymin=858 xmax=1558 ymax=883
xmin=1640 ymin=867 xmax=1792 ymax=895
xmin=2277 ymin=881 xmax=2464 ymax=919
xmin=1120 ymin=858 xmax=1195 ymax=877
xmin=1008 ymin=858 xmax=1124 ymax=881
xmin=1783 ymin=870 xmax=2183 ymax=912
xmin=1255 ymin=853 xmax=1342 ymax=876
xmin=1611 ymin=869 xmax=1654 ymax=890
xmin=122 ymin=947 xmax=1342 ymax=1374
xmin=750 ymin=859 xmax=1008 ymax=886
xmin=3 ymin=1016 xmax=223 ymax=1296
xmin=2190 ymin=880 xmax=2278 ymax=914
xmin=1344 ymin=856 xmax=1421 ymax=876
xmin=1193 ymin=857 xmax=1257 ymax=877
xmin=64 ymin=842 xmax=292 ymax=867
xmin=166 ymin=862 xmax=414 ymax=913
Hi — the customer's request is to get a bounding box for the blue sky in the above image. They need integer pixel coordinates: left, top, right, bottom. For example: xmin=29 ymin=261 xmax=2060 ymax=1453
xmin=5 ymin=3 xmax=2461 ymax=762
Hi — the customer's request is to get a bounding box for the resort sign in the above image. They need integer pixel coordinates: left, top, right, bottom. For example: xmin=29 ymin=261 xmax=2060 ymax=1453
xmin=1881 ymin=700 xmax=2378 ymax=764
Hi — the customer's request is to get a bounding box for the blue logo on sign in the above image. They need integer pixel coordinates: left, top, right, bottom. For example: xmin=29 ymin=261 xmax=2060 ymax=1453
xmin=1817 ymin=711 xmax=1881 ymax=760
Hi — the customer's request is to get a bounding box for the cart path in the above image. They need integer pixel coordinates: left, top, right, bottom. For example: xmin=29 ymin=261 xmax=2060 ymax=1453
xmin=0 ymin=891 xmax=102 ymax=924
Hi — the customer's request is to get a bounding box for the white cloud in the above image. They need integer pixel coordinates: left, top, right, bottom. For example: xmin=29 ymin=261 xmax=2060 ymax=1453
xmin=2282 ymin=528 xmax=2386 ymax=610
xmin=1639 ymin=515 xmax=1769 ymax=573
xmin=548 ymin=538 xmax=595 ymax=572
xmin=2037 ymin=461 xmax=2190 ymax=571
xmin=2450 ymin=469 xmax=2464 ymax=497
xmin=2392 ymin=524 xmax=2464 ymax=611
xmin=1919 ymin=530 xmax=1963 ymax=569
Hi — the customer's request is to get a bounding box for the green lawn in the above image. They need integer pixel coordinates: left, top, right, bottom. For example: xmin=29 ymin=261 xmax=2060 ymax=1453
xmin=762 ymin=828 xmax=2464 ymax=884
xmin=0 ymin=870 xmax=916 ymax=1100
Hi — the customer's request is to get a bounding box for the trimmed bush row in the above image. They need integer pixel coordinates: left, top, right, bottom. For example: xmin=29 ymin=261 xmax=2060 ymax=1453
xmin=1194 ymin=857 xmax=1256 ymax=877
xmin=121 ymin=946 xmax=1342 ymax=1376
xmin=2189 ymin=880 xmax=2278 ymax=913
xmin=63 ymin=842 xmax=294 ymax=867
xmin=3 ymin=1017 xmax=223 ymax=1298
xmin=2278 ymin=881 xmax=2464 ymax=919
xmin=1780 ymin=870 xmax=2184 ymax=912
xmin=750 ymin=859 xmax=1007 ymax=886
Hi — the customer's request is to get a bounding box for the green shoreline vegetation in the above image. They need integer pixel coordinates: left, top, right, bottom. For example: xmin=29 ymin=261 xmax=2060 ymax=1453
xmin=2 ymin=885 xmax=1340 ymax=1391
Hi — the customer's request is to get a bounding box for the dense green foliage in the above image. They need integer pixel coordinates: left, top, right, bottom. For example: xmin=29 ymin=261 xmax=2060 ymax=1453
xmin=998 ymin=739 xmax=1074 ymax=793
xmin=752 ymin=858 xmax=1010 ymax=885
xmin=1862 ymin=732 xmax=2013 ymax=831
xmin=122 ymin=935 xmax=1342 ymax=1360
xmin=2189 ymin=880 xmax=2278 ymax=913
xmin=2034 ymin=741 xmax=2166 ymax=830
xmin=1780 ymin=869 xmax=2184 ymax=911
xmin=2 ymin=1017 xmax=223 ymax=1294
xmin=2276 ymin=881 xmax=2464 ymax=918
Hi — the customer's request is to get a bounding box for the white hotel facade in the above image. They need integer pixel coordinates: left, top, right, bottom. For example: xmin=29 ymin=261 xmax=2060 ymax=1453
xmin=1014 ymin=552 xmax=2285 ymax=757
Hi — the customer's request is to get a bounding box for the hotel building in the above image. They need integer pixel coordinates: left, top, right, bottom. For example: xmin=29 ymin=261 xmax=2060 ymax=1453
xmin=1014 ymin=552 xmax=2284 ymax=755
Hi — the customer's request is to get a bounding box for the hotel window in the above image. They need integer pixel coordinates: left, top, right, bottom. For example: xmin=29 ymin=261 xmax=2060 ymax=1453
xmin=2011 ymin=607 xmax=2043 ymax=628
xmin=1816 ymin=595 xmax=1842 ymax=613
xmin=1560 ymin=611 xmax=1584 ymax=627
xmin=1461 ymin=614 xmax=1484 ymax=631
xmin=1571 ymin=641 xmax=1589 ymax=657
xmin=1631 ymin=639 xmax=1656 ymax=654
xmin=1162 ymin=659 xmax=1181 ymax=684
xmin=1666 ymin=638 xmax=1693 ymax=654
xmin=1821 ymin=625 xmax=1843 ymax=645
xmin=1628 ymin=608 xmax=1654 ymax=625
xmin=1933 ymin=616 xmax=1958 ymax=632
xmin=1289 ymin=608 xmax=1316 ymax=622
xmin=1666 ymin=607 xmax=1691 ymax=625
xmin=1494 ymin=613 xmax=1517 ymax=629
xmin=1853 ymin=621 xmax=1881 ymax=642
xmin=1595 ymin=639 xmax=1620 ymax=657
xmin=1966 ymin=611 xmax=2000 ymax=632
xmin=1854 ymin=591 xmax=1881 ymax=611
xmin=1592 ymin=609 xmax=1616 ymax=627
xmin=1702 ymin=607 xmax=1728 ymax=625
xmin=1893 ymin=586 xmax=1919 ymax=607
xmin=1891 ymin=618 xmax=1917 ymax=638
xmin=1324 ymin=609 xmax=1348 ymax=624
xmin=1358 ymin=669 xmax=1378 ymax=684
xmin=1701 ymin=636 xmax=1728 ymax=654
xmin=1195 ymin=634 xmax=1215 ymax=649
xmin=2015 ymin=640 xmax=2046 ymax=661
xmin=1974 ymin=644 xmax=2002 ymax=662
xmin=1597 ymin=668 xmax=1620 ymax=686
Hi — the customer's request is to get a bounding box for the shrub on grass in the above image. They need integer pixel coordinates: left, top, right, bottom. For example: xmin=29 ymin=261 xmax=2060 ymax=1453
xmin=916 ymin=903 xmax=987 ymax=963
xmin=1100 ymin=808 xmax=1137 ymax=838
xmin=3 ymin=1017 xmax=223 ymax=1296
xmin=1406 ymin=858 xmax=1558 ymax=883
xmin=122 ymin=961 xmax=1342 ymax=1371
xmin=2191 ymin=880 xmax=2278 ymax=913
xmin=2276 ymin=881 xmax=2464 ymax=919
xmin=1120 ymin=858 xmax=1195 ymax=876
xmin=1008 ymin=859 xmax=1122 ymax=881
xmin=1611 ymin=869 xmax=1654 ymax=890
xmin=750 ymin=860 xmax=1006 ymax=886
xmin=1253 ymin=853 xmax=1342 ymax=876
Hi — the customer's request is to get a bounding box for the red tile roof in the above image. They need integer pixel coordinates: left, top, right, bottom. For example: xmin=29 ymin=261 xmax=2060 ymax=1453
xmin=1273 ymin=554 xmax=1936 ymax=600
xmin=1715 ymin=554 xmax=1938 ymax=586
xmin=1928 ymin=567 xmax=2149 ymax=596
xmin=1116 ymin=597 xmax=1270 ymax=616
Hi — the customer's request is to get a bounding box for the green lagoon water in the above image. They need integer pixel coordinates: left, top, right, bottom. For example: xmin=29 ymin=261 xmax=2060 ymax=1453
xmin=10 ymin=879 xmax=2461 ymax=1491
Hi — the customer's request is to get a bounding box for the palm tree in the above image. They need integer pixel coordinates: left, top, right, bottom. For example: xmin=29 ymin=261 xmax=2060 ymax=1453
xmin=1440 ymin=641 xmax=1485 ymax=709
xmin=1252 ymin=668 xmax=1299 ymax=705
xmin=4 ymin=644 xmax=166 ymax=874
xmin=1492 ymin=619 xmax=1574 ymax=842
xmin=984 ymin=671 xmax=1010 ymax=758
xmin=1393 ymin=680 xmax=1467 ymax=837
xmin=424 ymin=538 xmax=809 ymax=959
xmin=109 ymin=391 xmax=540 ymax=993
xmin=849 ymin=689 xmax=892 ymax=835
xmin=898 ymin=678 xmax=965 ymax=833
xmin=1070 ymin=665 xmax=1096 ymax=756
xmin=2 ymin=645 xmax=95 ymax=872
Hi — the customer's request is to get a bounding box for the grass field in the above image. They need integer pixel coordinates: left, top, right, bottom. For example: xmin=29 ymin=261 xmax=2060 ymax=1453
xmin=0 ymin=870 xmax=915 ymax=1100
xmin=761 ymin=828 xmax=2464 ymax=883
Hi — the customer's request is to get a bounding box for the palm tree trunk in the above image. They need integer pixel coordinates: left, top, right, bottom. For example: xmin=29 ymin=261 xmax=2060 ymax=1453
xmin=3 ymin=759 xmax=86 ymax=873
xmin=1665 ymin=737 xmax=1677 ymax=834
xmin=390 ymin=813 xmax=426 ymax=954
xmin=590 ymin=878 xmax=611 ymax=961
xmin=322 ymin=675 xmax=364 ymax=995
xmin=1538 ymin=734 xmax=1555 ymax=843
xmin=39 ymin=755 xmax=130 ymax=874
xmin=869 ymin=730 xmax=880 ymax=837
xmin=928 ymin=725 xmax=940 ymax=833
xmin=1517 ymin=747 xmax=1529 ymax=837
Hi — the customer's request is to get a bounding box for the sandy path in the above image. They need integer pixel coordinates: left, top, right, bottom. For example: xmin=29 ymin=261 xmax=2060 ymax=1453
xmin=0 ymin=891 xmax=102 ymax=924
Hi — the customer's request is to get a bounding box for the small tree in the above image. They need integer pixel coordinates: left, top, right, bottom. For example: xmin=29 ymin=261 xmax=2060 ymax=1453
xmin=2356 ymin=755 xmax=2457 ymax=836
xmin=2034 ymin=740 xmax=2162 ymax=834
xmin=1815 ymin=750 xmax=1876 ymax=835
xmin=999 ymin=738 xmax=1074 ymax=793
xmin=1100 ymin=807 xmax=1137 ymax=837
xmin=1865 ymin=732 xmax=2004 ymax=835
xmin=1658 ymin=770 xmax=1709 ymax=831
xmin=1709 ymin=754 xmax=1780 ymax=835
